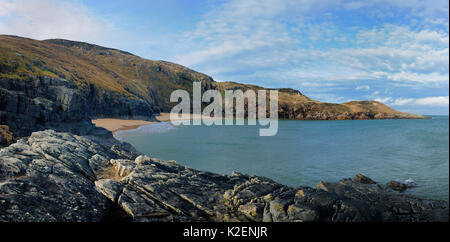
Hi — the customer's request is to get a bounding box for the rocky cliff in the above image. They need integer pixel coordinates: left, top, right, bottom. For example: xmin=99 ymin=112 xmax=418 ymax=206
xmin=0 ymin=130 xmax=447 ymax=222
xmin=0 ymin=35 xmax=215 ymax=139
xmin=1 ymin=35 xmax=425 ymax=142
xmin=0 ymin=75 xmax=153 ymax=138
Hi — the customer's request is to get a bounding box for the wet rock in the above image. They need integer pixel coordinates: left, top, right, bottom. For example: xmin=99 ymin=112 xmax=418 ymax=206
xmin=354 ymin=173 xmax=376 ymax=184
xmin=403 ymin=178 xmax=418 ymax=188
xmin=387 ymin=181 xmax=408 ymax=191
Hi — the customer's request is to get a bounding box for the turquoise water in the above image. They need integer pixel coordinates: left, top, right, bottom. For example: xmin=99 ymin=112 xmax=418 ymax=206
xmin=118 ymin=116 xmax=449 ymax=201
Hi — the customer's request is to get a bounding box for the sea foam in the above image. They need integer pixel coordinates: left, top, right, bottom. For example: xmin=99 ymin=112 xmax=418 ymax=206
xmin=114 ymin=122 xmax=176 ymax=140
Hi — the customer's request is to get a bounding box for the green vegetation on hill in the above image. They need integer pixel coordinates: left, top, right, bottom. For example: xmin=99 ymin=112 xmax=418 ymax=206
xmin=0 ymin=35 xmax=424 ymax=119
xmin=1 ymin=35 xmax=214 ymax=112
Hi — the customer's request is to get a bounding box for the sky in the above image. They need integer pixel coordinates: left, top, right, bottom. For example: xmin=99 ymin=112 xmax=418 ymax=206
xmin=0 ymin=0 xmax=449 ymax=115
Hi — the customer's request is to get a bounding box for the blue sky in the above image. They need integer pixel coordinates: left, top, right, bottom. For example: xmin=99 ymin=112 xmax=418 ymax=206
xmin=1 ymin=0 xmax=449 ymax=114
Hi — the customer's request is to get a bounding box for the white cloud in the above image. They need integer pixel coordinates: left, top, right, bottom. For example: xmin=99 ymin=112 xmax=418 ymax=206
xmin=415 ymin=96 xmax=449 ymax=106
xmin=172 ymin=1 xmax=448 ymax=92
xmin=374 ymin=97 xmax=393 ymax=103
xmin=168 ymin=1 xmax=448 ymax=115
xmin=355 ymin=85 xmax=370 ymax=91
xmin=0 ymin=0 xmax=120 ymax=46
xmin=377 ymin=96 xmax=449 ymax=107
xmin=408 ymin=96 xmax=448 ymax=107
xmin=392 ymin=98 xmax=416 ymax=106
xmin=385 ymin=71 xmax=449 ymax=83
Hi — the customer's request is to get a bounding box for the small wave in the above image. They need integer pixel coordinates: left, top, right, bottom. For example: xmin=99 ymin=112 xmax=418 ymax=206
xmin=114 ymin=122 xmax=176 ymax=140
xmin=403 ymin=178 xmax=418 ymax=187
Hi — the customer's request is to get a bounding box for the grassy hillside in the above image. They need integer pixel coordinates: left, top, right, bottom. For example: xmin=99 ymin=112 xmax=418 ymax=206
xmin=0 ymin=35 xmax=424 ymax=120
xmin=215 ymin=82 xmax=423 ymax=119
xmin=0 ymin=35 xmax=214 ymax=112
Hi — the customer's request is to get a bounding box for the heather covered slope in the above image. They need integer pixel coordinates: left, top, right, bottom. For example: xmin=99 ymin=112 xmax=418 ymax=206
xmin=0 ymin=35 xmax=425 ymax=139
xmin=0 ymin=35 xmax=215 ymax=112
xmin=215 ymin=82 xmax=424 ymax=120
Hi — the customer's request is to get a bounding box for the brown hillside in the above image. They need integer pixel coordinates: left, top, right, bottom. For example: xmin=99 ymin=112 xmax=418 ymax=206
xmin=1 ymin=35 xmax=425 ymax=124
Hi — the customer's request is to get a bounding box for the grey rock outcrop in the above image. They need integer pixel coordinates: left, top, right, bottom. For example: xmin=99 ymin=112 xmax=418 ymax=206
xmin=386 ymin=180 xmax=417 ymax=192
xmin=1 ymin=130 xmax=448 ymax=222
xmin=354 ymin=173 xmax=376 ymax=184
xmin=0 ymin=76 xmax=154 ymax=139
xmin=0 ymin=130 xmax=138 ymax=221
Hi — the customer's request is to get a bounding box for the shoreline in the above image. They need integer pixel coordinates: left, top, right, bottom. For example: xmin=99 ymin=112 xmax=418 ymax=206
xmin=92 ymin=113 xmax=172 ymax=134
xmin=91 ymin=118 xmax=157 ymax=134
xmin=92 ymin=113 xmax=221 ymax=134
xmin=93 ymin=114 xmax=437 ymax=135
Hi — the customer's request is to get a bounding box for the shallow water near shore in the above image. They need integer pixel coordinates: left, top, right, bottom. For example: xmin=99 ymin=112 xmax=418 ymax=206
xmin=118 ymin=116 xmax=449 ymax=201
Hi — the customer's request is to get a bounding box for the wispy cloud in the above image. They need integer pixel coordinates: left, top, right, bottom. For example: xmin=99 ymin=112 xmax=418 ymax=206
xmin=388 ymin=96 xmax=449 ymax=107
xmin=356 ymin=85 xmax=371 ymax=91
xmin=0 ymin=0 xmax=122 ymax=46
xmin=172 ymin=0 xmax=449 ymax=114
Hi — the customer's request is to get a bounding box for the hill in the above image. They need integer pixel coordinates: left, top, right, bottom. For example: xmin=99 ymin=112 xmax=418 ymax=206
xmin=0 ymin=35 xmax=425 ymax=140
xmin=214 ymin=81 xmax=423 ymax=120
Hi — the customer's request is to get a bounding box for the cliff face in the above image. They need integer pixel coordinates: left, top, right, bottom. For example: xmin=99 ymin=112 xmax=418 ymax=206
xmin=0 ymin=75 xmax=153 ymax=138
xmin=0 ymin=130 xmax=447 ymax=222
xmin=0 ymin=35 xmax=219 ymax=139
xmin=1 ymin=35 xmax=425 ymax=137
xmin=0 ymin=35 xmax=215 ymax=114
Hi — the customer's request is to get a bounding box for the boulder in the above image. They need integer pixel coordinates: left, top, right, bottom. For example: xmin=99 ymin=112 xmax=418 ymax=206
xmin=354 ymin=173 xmax=377 ymax=184
xmin=387 ymin=181 xmax=408 ymax=191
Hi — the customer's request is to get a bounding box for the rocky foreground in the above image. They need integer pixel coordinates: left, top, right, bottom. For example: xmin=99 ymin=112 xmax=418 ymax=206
xmin=0 ymin=129 xmax=447 ymax=222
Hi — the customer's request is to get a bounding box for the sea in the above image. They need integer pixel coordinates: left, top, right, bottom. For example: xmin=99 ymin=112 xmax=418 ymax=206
xmin=116 ymin=116 xmax=449 ymax=201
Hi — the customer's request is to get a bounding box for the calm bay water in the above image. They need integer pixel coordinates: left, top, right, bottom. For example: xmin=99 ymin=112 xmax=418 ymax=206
xmin=117 ymin=116 xmax=449 ymax=201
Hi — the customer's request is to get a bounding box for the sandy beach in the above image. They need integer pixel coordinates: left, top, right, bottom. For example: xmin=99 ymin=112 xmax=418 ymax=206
xmin=92 ymin=113 xmax=214 ymax=133
xmin=91 ymin=118 xmax=157 ymax=133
